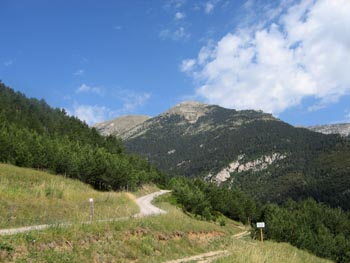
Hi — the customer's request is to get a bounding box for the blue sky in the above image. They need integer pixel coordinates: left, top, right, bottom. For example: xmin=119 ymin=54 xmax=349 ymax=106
xmin=1 ymin=0 xmax=349 ymax=126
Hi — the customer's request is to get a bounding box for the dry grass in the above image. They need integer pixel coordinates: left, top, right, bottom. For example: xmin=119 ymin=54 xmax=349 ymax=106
xmin=0 ymin=163 xmax=139 ymax=228
xmin=214 ymin=239 xmax=333 ymax=263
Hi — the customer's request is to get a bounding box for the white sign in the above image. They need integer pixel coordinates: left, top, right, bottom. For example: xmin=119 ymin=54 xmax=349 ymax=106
xmin=257 ymin=222 xmax=265 ymax=228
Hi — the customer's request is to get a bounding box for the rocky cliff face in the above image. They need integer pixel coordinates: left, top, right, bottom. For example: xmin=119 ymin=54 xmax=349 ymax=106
xmin=207 ymin=153 xmax=287 ymax=184
xmin=306 ymin=123 xmax=350 ymax=137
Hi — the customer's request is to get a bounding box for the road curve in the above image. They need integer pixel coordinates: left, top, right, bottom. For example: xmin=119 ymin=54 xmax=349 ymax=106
xmin=0 ymin=190 xmax=171 ymax=236
xmin=134 ymin=190 xmax=171 ymax=217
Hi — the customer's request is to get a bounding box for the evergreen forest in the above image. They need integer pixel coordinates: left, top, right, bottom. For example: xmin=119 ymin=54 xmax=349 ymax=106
xmin=0 ymin=82 xmax=165 ymax=191
xmin=170 ymin=177 xmax=350 ymax=262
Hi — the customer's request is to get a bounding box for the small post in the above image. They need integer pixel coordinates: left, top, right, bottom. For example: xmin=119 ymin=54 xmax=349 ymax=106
xmin=257 ymin=222 xmax=265 ymax=242
xmin=89 ymin=198 xmax=94 ymax=222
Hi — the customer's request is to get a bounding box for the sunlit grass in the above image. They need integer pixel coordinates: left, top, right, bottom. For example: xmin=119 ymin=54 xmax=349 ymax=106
xmin=214 ymin=239 xmax=333 ymax=263
xmin=0 ymin=163 xmax=138 ymax=228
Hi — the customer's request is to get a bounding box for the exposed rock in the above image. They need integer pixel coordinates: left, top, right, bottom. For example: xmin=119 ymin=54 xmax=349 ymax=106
xmin=209 ymin=153 xmax=286 ymax=184
xmin=305 ymin=123 xmax=350 ymax=137
xmin=168 ymin=149 xmax=176 ymax=155
xmin=162 ymin=101 xmax=210 ymax=124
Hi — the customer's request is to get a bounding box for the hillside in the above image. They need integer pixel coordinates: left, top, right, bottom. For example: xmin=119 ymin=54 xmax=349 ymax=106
xmin=0 ymin=82 xmax=165 ymax=191
xmin=0 ymin=163 xmax=138 ymax=229
xmin=0 ymin=164 xmax=331 ymax=263
xmin=99 ymin=101 xmax=350 ymax=210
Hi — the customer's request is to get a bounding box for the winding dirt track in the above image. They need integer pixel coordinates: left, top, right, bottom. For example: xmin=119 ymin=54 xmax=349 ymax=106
xmin=135 ymin=190 xmax=171 ymax=217
xmin=0 ymin=190 xmax=171 ymax=236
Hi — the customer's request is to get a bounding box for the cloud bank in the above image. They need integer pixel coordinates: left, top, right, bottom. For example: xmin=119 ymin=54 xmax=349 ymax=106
xmin=182 ymin=0 xmax=350 ymax=114
xmin=68 ymin=104 xmax=111 ymax=125
xmin=68 ymin=89 xmax=151 ymax=125
xmin=76 ymin=84 xmax=103 ymax=96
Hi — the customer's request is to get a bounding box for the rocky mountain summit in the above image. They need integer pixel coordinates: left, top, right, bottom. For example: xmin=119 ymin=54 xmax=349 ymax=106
xmin=306 ymin=123 xmax=350 ymax=137
xmin=161 ymin=101 xmax=210 ymax=124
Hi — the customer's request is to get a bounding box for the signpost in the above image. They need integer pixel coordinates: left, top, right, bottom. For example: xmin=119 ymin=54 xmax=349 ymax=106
xmin=257 ymin=222 xmax=265 ymax=242
xmin=89 ymin=198 xmax=94 ymax=222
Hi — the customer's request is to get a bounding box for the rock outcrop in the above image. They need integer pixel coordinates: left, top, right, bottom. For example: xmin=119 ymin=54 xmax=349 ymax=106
xmin=208 ymin=153 xmax=286 ymax=184
xmin=306 ymin=123 xmax=350 ymax=137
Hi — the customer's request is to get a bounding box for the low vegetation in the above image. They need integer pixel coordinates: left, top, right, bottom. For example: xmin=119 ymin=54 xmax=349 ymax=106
xmin=0 ymin=163 xmax=138 ymax=229
xmin=214 ymin=240 xmax=332 ymax=263
xmin=0 ymin=191 xmax=329 ymax=263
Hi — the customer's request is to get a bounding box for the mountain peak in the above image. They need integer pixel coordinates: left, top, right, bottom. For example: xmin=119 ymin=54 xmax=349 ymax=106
xmin=163 ymin=101 xmax=210 ymax=123
xmin=176 ymin=101 xmax=209 ymax=107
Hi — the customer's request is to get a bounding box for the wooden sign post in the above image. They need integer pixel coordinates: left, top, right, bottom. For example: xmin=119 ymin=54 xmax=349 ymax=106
xmin=257 ymin=222 xmax=265 ymax=242
xmin=89 ymin=198 xmax=94 ymax=222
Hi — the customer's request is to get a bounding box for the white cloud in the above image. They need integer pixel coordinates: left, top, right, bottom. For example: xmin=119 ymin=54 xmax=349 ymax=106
xmin=160 ymin=27 xmax=190 ymax=41
xmin=180 ymin=59 xmax=196 ymax=73
xmin=73 ymin=69 xmax=84 ymax=76
xmin=183 ymin=0 xmax=350 ymax=114
xmin=205 ymin=2 xmax=215 ymax=14
xmin=68 ymin=104 xmax=112 ymax=125
xmin=67 ymin=89 xmax=151 ymax=125
xmin=175 ymin=11 xmax=185 ymax=20
xmin=76 ymin=84 xmax=103 ymax=96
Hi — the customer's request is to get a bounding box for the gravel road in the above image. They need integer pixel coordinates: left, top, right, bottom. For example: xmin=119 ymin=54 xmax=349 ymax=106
xmin=134 ymin=190 xmax=171 ymax=217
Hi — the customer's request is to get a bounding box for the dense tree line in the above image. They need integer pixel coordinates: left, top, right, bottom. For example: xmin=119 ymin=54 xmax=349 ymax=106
xmin=261 ymin=199 xmax=350 ymax=262
xmin=170 ymin=177 xmax=350 ymax=262
xmin=170 ymin=177 xmax=258 ymax=223
xmin=0 ymin=82 xmax=165 ymax=190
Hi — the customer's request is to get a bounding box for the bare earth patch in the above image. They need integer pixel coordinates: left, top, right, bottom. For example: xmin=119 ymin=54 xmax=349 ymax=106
xmin=163 ymin=250 xmax=230 ymax=263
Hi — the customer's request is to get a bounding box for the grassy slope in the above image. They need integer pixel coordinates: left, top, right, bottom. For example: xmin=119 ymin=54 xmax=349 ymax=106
xmin=0 ymin=163 xmax=138 ymax=228
xmin=0 ymin=164 xmax=331 ymax=263
xmin=214 ymin=240 xmax=332 ymax=263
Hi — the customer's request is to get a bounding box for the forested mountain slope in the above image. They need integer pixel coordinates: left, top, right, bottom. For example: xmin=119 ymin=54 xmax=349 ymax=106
xmin=0 ymin=82 xmax=165 ymax=190
xmin=101 ymin=101 xmax=350 ymax=210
